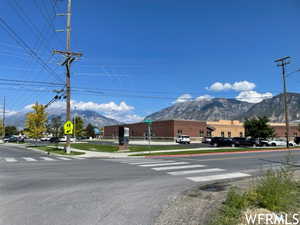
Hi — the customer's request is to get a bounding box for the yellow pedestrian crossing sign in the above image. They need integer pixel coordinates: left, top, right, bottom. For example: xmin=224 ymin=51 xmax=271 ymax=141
xmin=64 ymin=121 xmax=74 ymax=135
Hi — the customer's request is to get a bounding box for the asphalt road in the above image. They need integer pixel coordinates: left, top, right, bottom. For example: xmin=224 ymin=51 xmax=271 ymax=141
xmin=1 ymin=144 xmax=300 ymax=225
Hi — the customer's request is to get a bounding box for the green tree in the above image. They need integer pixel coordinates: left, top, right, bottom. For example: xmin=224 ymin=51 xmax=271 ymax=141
xmin=85 ymin=123 xmax=95 ymax=138
xmin=5 ymin=126 xmax=18 ymax=136
xmin=74 ymin=116 xmax=84 ymax=137
xmin=244 ymin=116 xmax=275 ymax=139
xmin=25 ymin=103 xmax=48 ymax=139
xmin=49 ymin=116 xmax=63 ymax=137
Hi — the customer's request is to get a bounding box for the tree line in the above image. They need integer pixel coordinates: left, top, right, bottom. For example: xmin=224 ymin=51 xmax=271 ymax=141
xmin=1 ymin=103 xmax=99 ymax=139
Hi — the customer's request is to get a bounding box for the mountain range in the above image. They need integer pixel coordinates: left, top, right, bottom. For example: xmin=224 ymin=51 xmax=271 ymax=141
xmin=6 ymin=93 xmax=300 ymax=128
xmin=5 ymin=110 xmax=120 ymax=129
xmin=145 ymin=93 xmax=300 ymax=123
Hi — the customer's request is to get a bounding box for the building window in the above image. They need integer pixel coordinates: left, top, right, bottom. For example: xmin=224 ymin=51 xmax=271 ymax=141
xmin=228 ymin=132 xmax=231 ymax=138
xmin=221 ymin=131 xmax=225 ymax=137
xmin=199 ymin=130 xmax=204 ymax=137
xmin=240 ymin=132 xmax=243 ymax=137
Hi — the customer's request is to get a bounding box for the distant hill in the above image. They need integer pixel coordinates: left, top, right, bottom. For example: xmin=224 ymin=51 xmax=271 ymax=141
xmin=145 ymin=93 xmax=300 ymax=123
xmin=5 ymin=110 xmax=120 ymax=129
xmin=145 ymin=98 xmax=254 ymax=121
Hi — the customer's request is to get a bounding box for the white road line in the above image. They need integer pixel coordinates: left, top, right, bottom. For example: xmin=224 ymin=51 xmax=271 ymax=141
xmin=152 ymin=164 xmax=205 ymax=171
xmin=5 ymin=157 xmax=17 ymax=162
xmin=56 ymin=157 xmax=71 ymax=161
xmin=167 ymin=168 xmax=225 ymax=176
xmin=40 ymin=157 xmax=56 ymax=161
xmin=23 ymin=157 xmax=37 ymax=162
xmin=186 ymin=172 xmax=251 ymax=182
xmin=139 ymin=162 xmax=189 ymax=167
xmin=129 ymin=160 xmax=175 ymax=165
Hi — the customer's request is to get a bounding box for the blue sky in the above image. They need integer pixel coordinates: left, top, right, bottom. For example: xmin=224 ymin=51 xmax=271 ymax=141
xmin=1 ymin=0 xmax=300 ymax=122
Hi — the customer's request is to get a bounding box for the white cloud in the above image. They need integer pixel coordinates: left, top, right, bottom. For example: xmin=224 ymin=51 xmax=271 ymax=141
xmin=105 ymin=112 xmax=144 ymax=123
xmin=207 ymin=82 xmax=232 ymax=91
xmin=173 ymin=94 xmax=192 ymax=104
xmin=22 ymin=100 xmax=141 ymax=123
xmin=196 ymin=95 xmax=214 ymax=101
xmin=207 ymin=81 xmax=256 ymax=92
xmin=43 ymin=100 xmax=134 ymax=114
xmin=232 ymin=81 xmax=256 ymax=91
xmin=5 ymin=110 xmax=18 ymax=116
xmin=235 ymin=91 xmax=273 ymax=103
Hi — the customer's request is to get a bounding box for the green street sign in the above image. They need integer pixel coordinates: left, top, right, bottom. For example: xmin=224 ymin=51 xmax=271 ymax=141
xmin=144 ymin=119 xmax=153 ymax=124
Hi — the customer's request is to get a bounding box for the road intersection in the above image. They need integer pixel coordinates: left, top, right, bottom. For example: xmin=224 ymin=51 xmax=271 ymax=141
xmin=1 ymin=144 xmax=300 ymax=225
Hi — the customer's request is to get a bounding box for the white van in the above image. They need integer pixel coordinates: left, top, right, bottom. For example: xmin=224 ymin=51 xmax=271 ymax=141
xmin=176 ymin=135 xmax=191 ymax=144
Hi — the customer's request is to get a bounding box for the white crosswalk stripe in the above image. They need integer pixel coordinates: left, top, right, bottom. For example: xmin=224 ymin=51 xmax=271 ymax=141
xmin=167 ymin=168 xmax=225 ymax=175
xmin=56 ymin=157 xmax=71 ymax=161
xmin=152 ymin=164 xmax=206 ymax=171
xmin=139 ymin=162 xmax=188 ymax=167
xmin=23 ymin=157 xmax=37 ymax=162
xmin=127 ymin=160 xmax=175 ymax=165
xmin=40 ymin=157 xmax=56 ymax=161
xmin=186 ymin=172 xmax=251 ymax=182
xmin=5 ymin=157 xmax=17 ymax=162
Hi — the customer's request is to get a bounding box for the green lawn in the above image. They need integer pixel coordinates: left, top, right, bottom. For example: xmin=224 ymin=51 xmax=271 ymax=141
xmin=70 ymin=143 xmax=119 ymax=152
xmin=68 ymin=143 xmax=194 ymax=152
xmin=130 ymin=147 xmax=297 ymax=156
xmin=128 ymin=145 xmax=197 ymax=152
xmin=33 ymin=146 xmax=85 ymax=155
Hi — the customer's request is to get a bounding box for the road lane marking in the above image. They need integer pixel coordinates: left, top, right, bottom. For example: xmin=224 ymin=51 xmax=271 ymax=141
xmin=5 ymin=157 xmax=17 ymax=162
xmin=56 ymin=157 xmax=71 ymax=160
xmin=23 ymin=157 xmax=37 ymax=162
xmin=139 ymin=162 xmax=189 ymax=167
xmin=152 ymin=164 xmax=205 ymax=171
xmin=186 ymin=172 xmax=250 ymax=182
xmin=129 ymin=160 xmax=176 ymax=165
xmin=168 ymin=168 xmax=225 ymax=175
xmin=40 ymin=157 xmax=56 ymax=161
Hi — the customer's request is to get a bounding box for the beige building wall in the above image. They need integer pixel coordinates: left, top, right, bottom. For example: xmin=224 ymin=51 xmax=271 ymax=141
xmin=207 ymin=120 xmax=244 ymax=138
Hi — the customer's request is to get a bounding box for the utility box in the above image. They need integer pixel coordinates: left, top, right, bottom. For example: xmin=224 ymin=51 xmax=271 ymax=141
xmin=118 ymin=126 xmax=129 ymax=150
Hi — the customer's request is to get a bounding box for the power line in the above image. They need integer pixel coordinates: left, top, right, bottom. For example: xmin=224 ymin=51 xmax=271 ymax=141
xmin=0 ymin=16 xmax=64 ymax=82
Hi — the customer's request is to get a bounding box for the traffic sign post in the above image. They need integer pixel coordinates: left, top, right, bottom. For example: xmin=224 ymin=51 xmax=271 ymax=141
xmin=144 ymin=120 xmax=153 ymax=151
xmin=64 ymin=120 xmax=74 ymax=135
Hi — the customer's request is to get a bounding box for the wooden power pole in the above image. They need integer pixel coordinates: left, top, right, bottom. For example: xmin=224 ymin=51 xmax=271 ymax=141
xmin=54 ymin=0 xmax=82 ymax=153
xmin=275 ymin=56 xmax=291 ymax=149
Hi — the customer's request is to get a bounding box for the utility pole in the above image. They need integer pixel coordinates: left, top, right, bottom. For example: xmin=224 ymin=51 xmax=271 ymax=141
xmin=2 ymin=96 xmax=5 ymax=140
xmin=54 ymin=0 xmax=82 ymax=153
xmin=275 ymin=56 xmax=291 ymax=148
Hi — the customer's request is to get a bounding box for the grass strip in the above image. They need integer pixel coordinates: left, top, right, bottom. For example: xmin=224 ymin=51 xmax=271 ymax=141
xmin=70 ymin=143 xmax=119 ymax=152
xmin=32 ymin=146 xmax=85 ymax=155
xmin=130 ymin=147 xmax=300 ymax=156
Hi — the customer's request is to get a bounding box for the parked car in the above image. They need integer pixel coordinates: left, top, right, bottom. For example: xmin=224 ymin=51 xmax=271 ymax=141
xmin=267 ymin=139 xmax=295 ymax=146
xmin=4 ymin=136 xmax=24 ymax=143
xmin=210 ymin=137 xmax=233 ymax=147
xmin=231 ymin=137 xmax=262 ymax=147
xmin=176 ymin=135 xmax=191 ymax=144
xmin=294 ymin=137 xmax=300 ymax=145
xmin=202 ymin=137 xmax=212 ymax=144
xmin=58 ymin=136 xmax=76 ymax=142
xmin=49 ymin=137 xmax=60 ymax=143
xmin=40 ymin=137 xmax=51 ymax=142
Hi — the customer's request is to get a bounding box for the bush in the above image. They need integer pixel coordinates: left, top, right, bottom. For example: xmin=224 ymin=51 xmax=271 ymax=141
xmin=209 ymin=167 xmax=300 ymax=225
xmin=254 ymin=169 xmax=299 ymax=212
